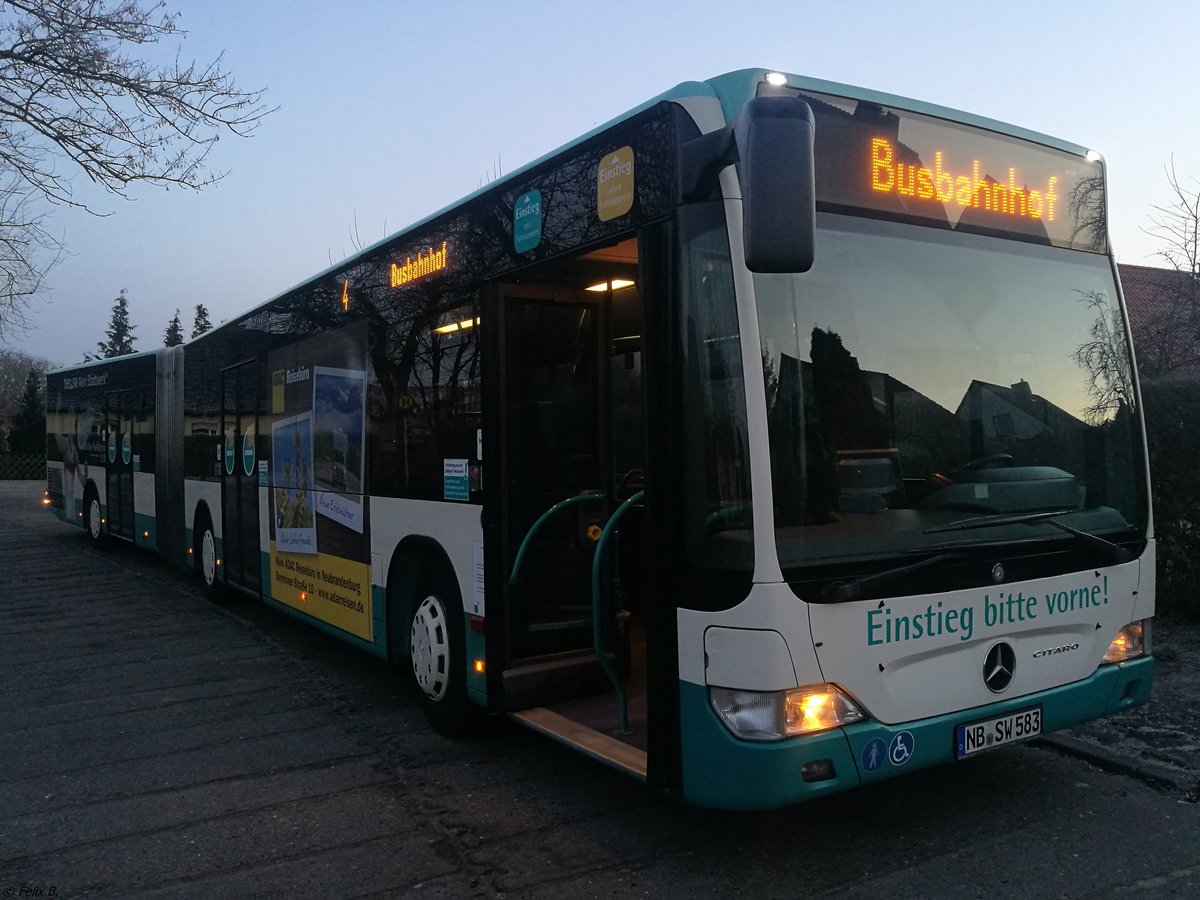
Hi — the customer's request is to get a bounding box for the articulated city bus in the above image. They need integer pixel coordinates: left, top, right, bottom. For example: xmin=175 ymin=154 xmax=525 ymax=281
xmin=47 ymin=69 xmax=1153 ymax=809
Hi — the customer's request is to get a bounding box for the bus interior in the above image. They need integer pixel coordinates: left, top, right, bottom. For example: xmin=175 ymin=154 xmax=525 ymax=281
xmin=498 ymin=235 xmax=654 ymax=775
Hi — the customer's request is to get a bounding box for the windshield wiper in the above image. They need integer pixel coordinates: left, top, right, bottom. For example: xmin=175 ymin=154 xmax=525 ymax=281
xmin=925 ymin=509 xmax=1132 ymax=564
xmin=924 ymin=509 xmax=1075 ymax=534
xmin=819 ymin=551 xmax=968 ymax=603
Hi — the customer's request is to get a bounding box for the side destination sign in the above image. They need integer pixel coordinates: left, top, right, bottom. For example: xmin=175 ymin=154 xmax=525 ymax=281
xmin=390 ymin=241 xmax=449 ymax=288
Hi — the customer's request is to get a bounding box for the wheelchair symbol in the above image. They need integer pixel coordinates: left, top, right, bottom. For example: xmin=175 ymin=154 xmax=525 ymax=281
xmin=888 ymin=731 xmax=915 ymax=767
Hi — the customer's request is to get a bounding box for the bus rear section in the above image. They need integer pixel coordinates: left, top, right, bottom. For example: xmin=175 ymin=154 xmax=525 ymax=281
xmin=46 ymin=349 xmax=182 ymax=554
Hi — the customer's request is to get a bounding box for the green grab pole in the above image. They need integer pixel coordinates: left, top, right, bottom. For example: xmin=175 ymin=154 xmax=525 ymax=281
xmin=504 ymin=491 xmax=605 ymax=593
xmin=591 ymin=489 xmax=644 ymax=736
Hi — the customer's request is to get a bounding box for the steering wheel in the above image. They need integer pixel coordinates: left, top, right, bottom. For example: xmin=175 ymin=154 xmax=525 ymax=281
xmin=959 ymin=453 xmax=1015 ymax=471
xmin=617 ymin=468 xmax=645 ymax=498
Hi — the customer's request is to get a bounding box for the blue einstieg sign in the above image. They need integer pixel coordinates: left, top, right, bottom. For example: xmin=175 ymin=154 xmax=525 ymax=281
xmin=514 ymin=190 xmax=542 ymax=253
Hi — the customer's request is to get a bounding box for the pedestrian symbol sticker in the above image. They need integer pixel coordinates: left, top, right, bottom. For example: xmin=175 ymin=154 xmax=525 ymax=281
xmin=861 ymin=737 xmax=887 ymax=773
xmin=889 ymin=731 xmax=915 ymax=766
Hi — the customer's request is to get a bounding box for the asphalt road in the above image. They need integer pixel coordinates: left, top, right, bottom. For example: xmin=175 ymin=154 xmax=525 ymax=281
xmin=1 ymin=481 xmax=1197 ymax=899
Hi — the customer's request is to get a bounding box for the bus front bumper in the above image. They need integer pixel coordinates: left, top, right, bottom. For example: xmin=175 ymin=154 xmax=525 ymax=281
xmin=679 ymin=656 xmax=1153 ymax=810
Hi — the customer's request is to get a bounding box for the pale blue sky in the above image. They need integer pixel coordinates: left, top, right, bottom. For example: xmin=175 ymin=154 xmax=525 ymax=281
xmin=11 ymin=0 xmax=1199 ymax=363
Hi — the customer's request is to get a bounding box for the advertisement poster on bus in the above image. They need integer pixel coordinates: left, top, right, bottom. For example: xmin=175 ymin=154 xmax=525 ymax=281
xmin=271 ymin=412 xmax=316 ymax=554
xmin=267 ymin=321 xmax=373 ymax=642
xmin=312 ymin=366 xmax=366 ymax=533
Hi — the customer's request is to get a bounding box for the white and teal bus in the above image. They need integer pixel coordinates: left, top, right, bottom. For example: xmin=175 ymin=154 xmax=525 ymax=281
xmin=47 ymin=69 xmax=1153 ymax=809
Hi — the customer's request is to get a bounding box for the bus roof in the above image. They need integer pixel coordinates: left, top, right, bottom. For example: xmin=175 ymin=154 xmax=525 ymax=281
xmin=705 ymin=69 xmax=1093 ymax=159
xmin=192 ymin=68 xmax=1096 ymax=345
xmin=49 ymin=347 xmax=160 ymax=376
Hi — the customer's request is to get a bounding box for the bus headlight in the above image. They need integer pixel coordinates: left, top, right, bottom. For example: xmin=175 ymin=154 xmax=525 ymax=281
xmin=710 ymin=683 xmax=865 ymax=741
xmin=1103 ymin=620 xmax=1150 ymax=663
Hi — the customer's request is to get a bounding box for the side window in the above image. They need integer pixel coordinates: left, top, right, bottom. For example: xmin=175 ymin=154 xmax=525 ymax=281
xmin=369 ymin=297 xmax=481 ymax=500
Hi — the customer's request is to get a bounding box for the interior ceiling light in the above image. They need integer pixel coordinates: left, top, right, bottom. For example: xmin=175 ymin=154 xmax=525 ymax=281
xmin=585 ymin=279 xmax=636 ymax=293
xmin=765 ymin=72 xmax=789 ymax=86
xmin=433 ymin=317 xmax=480 ymax=334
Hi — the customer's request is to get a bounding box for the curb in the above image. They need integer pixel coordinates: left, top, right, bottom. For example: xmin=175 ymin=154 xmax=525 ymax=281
xmin=1037 ymin=733 xmax=1196 ymax=794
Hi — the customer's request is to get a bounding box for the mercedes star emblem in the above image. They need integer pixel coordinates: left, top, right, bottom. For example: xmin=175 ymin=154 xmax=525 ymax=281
xmin=991 ymin=562 xmax=1006 ymax=583
xmin=983 ymin=641 xmax=1016 ymax=692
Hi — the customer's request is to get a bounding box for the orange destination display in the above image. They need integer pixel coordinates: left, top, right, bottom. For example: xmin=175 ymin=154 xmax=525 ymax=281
xmin=766 ymin=86 xmax=1106 ymax=253
xmin=869 ymin=138 xmax=1059 ymax=223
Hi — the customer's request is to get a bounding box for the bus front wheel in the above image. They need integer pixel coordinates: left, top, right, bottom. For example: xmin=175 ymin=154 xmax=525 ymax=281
xmin=409 ymin=569 xmax=476 ymax=736
xmin=85 ymin=487 xmax=108 ymax=549
xmin=194 ymin=513 xmax=223 ymax=601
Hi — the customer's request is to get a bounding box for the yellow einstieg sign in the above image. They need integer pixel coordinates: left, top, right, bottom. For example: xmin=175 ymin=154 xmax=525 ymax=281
xmin=597 ymin=146 xmax=634 ymax=221
xmin=270 ymin=541 xmax=372 ymax=641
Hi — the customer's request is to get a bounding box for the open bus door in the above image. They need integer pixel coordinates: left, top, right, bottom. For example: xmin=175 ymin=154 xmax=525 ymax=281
xmin=488 ymin=231 xmax=673 ymax=783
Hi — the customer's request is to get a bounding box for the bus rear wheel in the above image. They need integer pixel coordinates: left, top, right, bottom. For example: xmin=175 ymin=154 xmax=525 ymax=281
xmin=409 ymin=569 xmax=476 ymax=736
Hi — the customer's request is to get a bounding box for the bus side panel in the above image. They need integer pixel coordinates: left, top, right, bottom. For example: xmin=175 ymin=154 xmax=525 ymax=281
xmin=184 ymin=477 xmax=223 ymax=565
xmin=371 ymin=496 xmax=485 ymax=701
xmin=156 ymin=346 xmax=186 ymax=566
xmin=133 ymin=471 xmax=156 ymax=549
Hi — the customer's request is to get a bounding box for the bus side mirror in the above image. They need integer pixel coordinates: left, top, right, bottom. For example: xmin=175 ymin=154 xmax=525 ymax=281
xmin=734 ymin=97 xmax=816 ymax=273
xmin=679 ymin=96 xmax=816 ymax=274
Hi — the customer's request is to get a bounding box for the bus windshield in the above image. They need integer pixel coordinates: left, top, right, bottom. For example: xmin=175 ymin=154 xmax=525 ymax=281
xmin=755 ymin=213 xmax=1148 ymax=572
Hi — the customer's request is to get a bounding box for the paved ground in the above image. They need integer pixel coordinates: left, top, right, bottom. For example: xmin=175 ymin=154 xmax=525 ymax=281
xmin=1058 ymin=612 xmax=1200 ymax=790
xmin=1 ymin=480 xmax=1198 ymax=898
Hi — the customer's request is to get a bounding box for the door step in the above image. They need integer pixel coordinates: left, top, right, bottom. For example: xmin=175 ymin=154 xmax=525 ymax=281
xmin=510 ymin=707 xmax=647 ymax=780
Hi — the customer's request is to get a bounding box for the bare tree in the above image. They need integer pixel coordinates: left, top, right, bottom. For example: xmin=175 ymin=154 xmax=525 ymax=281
xmin=1137 ymin=160 xmax=1200 ymax=378
xmin=1074 ymin=289 xmax=1133 ymax=424
xmin=0 ymin=345 xmax=49 ymax=414
xmin=1147 ymin=159 xmax=1200 ymax=278
xmin=1067 ymin=174 xmax=1106 ymax=253
xmin=0 ymin=0 xmax=272 ymax=337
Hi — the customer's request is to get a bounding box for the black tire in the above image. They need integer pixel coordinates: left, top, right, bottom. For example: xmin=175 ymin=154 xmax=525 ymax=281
xmin=83 ymin=485 xmax=109 ymax=550
xmin=408 ymin=567 xmax=478 ymax=737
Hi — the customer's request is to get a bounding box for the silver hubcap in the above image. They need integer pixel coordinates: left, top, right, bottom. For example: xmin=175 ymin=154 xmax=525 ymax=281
xmin=88 ymin=499 xmax=101 ymax=539
xmin=201 ymin=530 xmax=216 ymax=586
xmin=411 ymin=594 xmax=450 ymax=701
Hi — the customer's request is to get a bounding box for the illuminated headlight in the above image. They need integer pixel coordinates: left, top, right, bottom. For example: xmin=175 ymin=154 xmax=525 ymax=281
xmin=1103 ymin=620 xmax=1150 ymax=663
xmin=710 ymin=684 xmax=865 ymax=741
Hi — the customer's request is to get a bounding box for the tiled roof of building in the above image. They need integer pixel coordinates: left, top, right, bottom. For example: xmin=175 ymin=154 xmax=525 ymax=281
xmin=1118 ymin=263 xmax=1199 ymax=376
xmin=1119 ymin=263 xmax=1194 ymax=334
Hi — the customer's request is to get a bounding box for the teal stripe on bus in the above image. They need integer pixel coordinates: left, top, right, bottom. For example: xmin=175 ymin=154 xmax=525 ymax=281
xmin=679 ymin=657 xmax=1154 ymax=810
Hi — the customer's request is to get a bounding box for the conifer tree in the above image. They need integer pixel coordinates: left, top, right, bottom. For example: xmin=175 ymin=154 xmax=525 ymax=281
xmin=10 ymin=369 xmax=45 ymax=455
xmin=96 ymin=289 xmax=137 ymax=358
xmin=164 ymin=309 xmax=185 ymax=346
xmin=192 ymin=303 xmax=213 ymax=338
